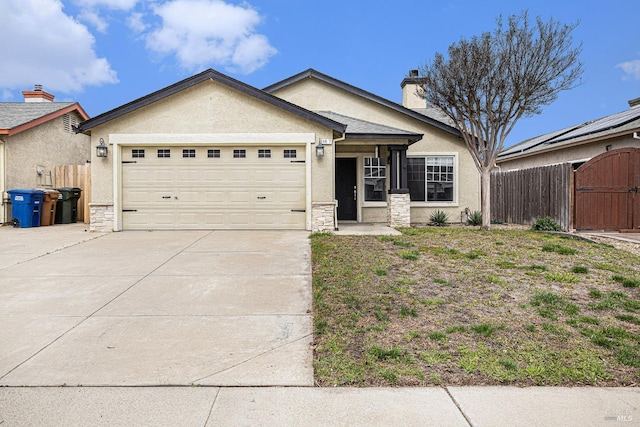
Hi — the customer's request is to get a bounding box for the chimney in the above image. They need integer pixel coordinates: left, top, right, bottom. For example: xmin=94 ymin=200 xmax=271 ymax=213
xmin=22 ymin=85 xmax=55 ymax=102
xmin=400 ymin=69 xmax=425 ymax=109
xmin=629 ymin=97 xmax=640 ymax=108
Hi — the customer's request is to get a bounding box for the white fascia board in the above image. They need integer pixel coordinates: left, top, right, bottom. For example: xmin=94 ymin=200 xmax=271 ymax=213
xmin=109 ymin=133 xmax=316 ymax=145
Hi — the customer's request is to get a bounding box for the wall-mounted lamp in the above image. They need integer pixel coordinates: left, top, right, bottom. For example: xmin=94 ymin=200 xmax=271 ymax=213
xmin=316 ymin=141 xmax=325 ymax=158
xmin=96 ymin=138 xmax=108 ymax=158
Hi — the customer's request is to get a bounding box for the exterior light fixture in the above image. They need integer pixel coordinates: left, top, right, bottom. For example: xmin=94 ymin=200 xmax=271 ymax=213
xmin=96 ymin=138 xmax=108 ymax=158
xmin=316 ymin=141 xmax=325 ymax=158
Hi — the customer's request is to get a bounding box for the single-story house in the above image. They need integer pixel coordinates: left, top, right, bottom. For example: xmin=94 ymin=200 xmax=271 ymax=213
xmin=497 ymin=97 xmax=640 ymax=171
xmin=0 ymin=86 xmax=90 ymax=223
xmin=77 ymin=68 xmax=480 ymax=232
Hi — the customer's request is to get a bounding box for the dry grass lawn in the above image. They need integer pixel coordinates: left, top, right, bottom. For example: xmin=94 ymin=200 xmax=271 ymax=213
xmin=311 ymin=227 xmax=640 ymax=387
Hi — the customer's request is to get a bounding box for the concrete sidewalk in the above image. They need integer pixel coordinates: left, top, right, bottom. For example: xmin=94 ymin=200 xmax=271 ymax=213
xmin=0 ymin=386 xmax=637 ymax=426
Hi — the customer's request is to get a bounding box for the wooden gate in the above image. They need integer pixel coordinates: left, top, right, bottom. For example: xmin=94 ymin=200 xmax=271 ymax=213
xmin=575 ymin=148 xmax=640 ymax=231
xmin=54 ymin=164 xmax=91 ymax=224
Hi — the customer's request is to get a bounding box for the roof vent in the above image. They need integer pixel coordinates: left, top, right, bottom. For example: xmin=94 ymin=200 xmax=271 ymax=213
xmin=34 ymin=84 xmax=43 ymax=91
xmin=409 ymin=69 xmax=418 ymax=78
xmin=629 ymin=97 xmax=640 ymax=108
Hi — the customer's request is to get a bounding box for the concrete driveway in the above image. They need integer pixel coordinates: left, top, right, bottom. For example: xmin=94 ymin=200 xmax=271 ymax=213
xmin=0 ymin=224 xmax=313 ymax=386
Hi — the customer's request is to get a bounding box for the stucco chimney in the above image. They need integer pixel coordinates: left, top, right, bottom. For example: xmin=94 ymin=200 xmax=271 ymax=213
xmin=22 ymin=85 xmax=55 ymax=102
xmin=400 ymin=69 xmax=425 ymax=109
xmin=629 ymin=97 xmax=640 ymax=108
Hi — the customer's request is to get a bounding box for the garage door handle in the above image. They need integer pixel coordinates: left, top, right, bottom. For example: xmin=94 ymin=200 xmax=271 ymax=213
xmin=257 ymin=196 xmax=266 ymax=199
xmin=162 ymin=196 xmax=171 ymax=199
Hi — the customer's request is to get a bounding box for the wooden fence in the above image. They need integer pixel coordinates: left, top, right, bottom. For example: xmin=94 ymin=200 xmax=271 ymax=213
xmin=491 ymin=163 xmax=573 ymax=230
xmin=54 ymin=164 xmax=91 ymax=224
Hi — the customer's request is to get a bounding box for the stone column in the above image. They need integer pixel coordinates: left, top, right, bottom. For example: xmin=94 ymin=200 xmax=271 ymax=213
xmin=89 ymin=203 xmax=114 ymax=232
xmin=311 ymin=201 xmax=337 ymax=232
xmin=387 ymin=192 xmax=411 ymax=228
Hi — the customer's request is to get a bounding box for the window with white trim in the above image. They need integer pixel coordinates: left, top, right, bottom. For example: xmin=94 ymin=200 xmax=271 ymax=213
xmin=207 ymin=149 xmax=220 ymax=158
xmin=182 ymin=149 xmax=196 ymax=158
xmin=284 ymin=149 xmax=297 ymax=158
xmin=364 ymin=157 xmax=386 ymax=202
xmin=233 ymin=149 xmax=246 ymax=158
xmin=407 ymin=156 xmax=454 ymax=202
xmin=132 ymin=149 xmax=145 ymax=158
xmin=157 ymin=149 xmax=170 ymax=158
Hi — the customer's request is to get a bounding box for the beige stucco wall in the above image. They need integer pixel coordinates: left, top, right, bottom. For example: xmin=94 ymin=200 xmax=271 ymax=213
xmin=88 ymin=79 xmax=335 ymax=208
xmin=497 ymin=134 xmax=640 ymax=171
xmin=271 ymin=78 xmax=481 ymax=223
xmin=2 ymin=113 xmax=90 ymax=222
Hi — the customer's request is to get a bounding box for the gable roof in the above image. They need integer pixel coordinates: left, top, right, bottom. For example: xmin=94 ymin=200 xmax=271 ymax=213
xmin=316 ymin=111 xmax=422 ymax=143
xmin=0 ymin=102 xmax=88 ymax=136
xmin=263 ymin=68 xmax=461 ymax=137
xmin=77 ymin=68 xmax=346 ymax=134
xmin=499 ymin=105 xmax=640 ymax=160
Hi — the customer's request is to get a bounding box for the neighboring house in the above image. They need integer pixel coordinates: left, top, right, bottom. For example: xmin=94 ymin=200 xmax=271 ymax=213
xmin=77 ymin=68 xmax=479 ymax=232
xmin=495 ymin=98 xmax=640 ymax=232
xmin=0 ymin=86 xmax=90 ymax=224
xmin=497 ymin=97 xmax=640 ymax=171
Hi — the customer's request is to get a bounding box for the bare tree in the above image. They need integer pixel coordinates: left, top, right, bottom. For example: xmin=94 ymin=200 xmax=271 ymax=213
xmin=417 ymin=11 xmax=583 ymax=230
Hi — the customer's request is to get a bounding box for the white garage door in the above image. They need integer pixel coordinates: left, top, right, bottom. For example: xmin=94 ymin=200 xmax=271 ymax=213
xmin=121 ymin=145 xmax=306 ymax=229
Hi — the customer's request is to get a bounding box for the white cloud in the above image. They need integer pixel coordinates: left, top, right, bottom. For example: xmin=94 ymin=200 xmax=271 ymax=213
xmin=127 ymin=11 xmax=148 ymax=33
xmin=146 ymin=0 xmax=277 ymax=73
xmin=0 ymin=0 xmax=118 ymax=93
xmin=78 ymin=8 xmax=109 ymax=33
xmin=617 ymin=59 xmax=640 ymax=80
xmin=72 ymin=0 xmax=139 ymax=10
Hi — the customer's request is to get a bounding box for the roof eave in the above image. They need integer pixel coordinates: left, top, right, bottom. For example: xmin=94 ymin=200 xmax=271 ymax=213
xmin=77 ymin=69 xmax=346 ymax=134
xmin=345 ymin=132 xmax=423 ymax=144
xmin=498 ymin=128 xmax=640 ymax=163
xmin=264 ymin=69 xmax=461 ymax=138
xmin=4 ymin=103 xmax=88 ymax=137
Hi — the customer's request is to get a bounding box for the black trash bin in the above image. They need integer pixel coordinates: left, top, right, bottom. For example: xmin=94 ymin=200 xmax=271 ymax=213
xmin=7 ymin=189 xmax=45 ymax=228
xmin=54 ymin=187 xmax=82 ymax=224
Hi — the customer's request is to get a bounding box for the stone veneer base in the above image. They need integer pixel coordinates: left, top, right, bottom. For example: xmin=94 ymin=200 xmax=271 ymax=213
xmin=89 ymin=203 xmax=114 ymax=232
xmin=387 ymin=193 xmax=411 ymax=228
xmin=311 ymin=201 xmax=337 ymax=232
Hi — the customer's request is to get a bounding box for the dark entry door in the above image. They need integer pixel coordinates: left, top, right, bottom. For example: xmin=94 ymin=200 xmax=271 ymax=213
xmin=575 ymin=148 xmax=640 ymax=231
xmin=336 ymin=158 xmax=357 ymax=220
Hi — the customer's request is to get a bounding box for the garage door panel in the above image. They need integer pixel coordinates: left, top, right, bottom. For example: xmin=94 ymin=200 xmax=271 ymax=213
xmin=122 ymin=145 xmax=306 ymax=230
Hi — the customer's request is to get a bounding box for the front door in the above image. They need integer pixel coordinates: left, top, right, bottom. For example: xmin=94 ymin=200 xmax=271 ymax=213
xmin=336 ymin=158 xmax=357 ymax=220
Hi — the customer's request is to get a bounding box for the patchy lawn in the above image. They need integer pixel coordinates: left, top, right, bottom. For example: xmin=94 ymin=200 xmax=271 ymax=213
xmin=310 ymin=227 xmax=640 ymax=387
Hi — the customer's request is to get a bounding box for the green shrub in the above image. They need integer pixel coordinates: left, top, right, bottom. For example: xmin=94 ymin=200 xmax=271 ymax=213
xmin=467 ymin=210 xmax=482 ymax=226
xmin=429 ymin=210 xmax=449 ymax=227
xmin=531 ymin=216 xmax=562 ymax=231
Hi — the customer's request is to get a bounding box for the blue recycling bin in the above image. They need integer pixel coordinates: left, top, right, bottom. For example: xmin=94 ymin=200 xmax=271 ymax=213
xmin=7 ymin=189 xmax=45 ymax=228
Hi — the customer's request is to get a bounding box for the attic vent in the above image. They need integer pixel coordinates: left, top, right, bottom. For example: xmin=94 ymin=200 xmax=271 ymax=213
xmin=63 ymin=113 xmax=78 ymax=133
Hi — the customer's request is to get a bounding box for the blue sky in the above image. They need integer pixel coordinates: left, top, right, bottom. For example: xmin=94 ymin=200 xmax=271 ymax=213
xmin=2 ymin=0 xmax=639 ymax=147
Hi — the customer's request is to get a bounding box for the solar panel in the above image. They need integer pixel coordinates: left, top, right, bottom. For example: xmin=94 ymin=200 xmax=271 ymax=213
xmin=551 ymin=108 xmax=640 ymax=143
xmin=500 ymin=125 xmax=578 ymax=156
